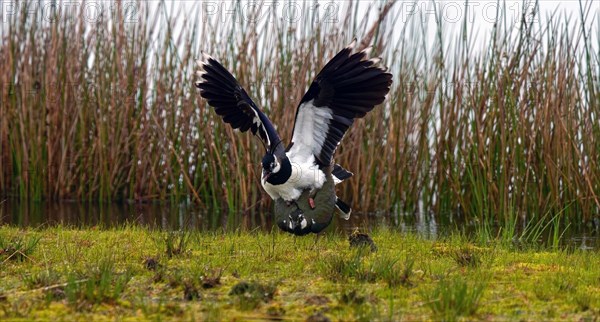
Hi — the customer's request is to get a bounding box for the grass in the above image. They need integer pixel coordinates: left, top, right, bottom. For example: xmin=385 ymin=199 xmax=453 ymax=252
xmin=319 ymin=248 xmax=415 ymax=287
xmin=422 ymin=276 xmax=487 ymax=321
xmin=0 ymin=0 xmax=598 ymax=228
xmin=163 ymin=230 xmax=192 ymax=258
xmin=64 ymin=257 xmax=132 ymax=309
xmin=0 ymin=234 xmax=40 ymax=262
xmin=0 ymin=225 xmax=599 ymax=320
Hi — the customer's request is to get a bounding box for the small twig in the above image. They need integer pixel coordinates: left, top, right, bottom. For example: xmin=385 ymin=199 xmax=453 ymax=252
xmin=1 ymin=279 xmax=89 ymax=297
xmin=1 ymin=250 xmax=35 ymax=265
xmin=416 ymin=299 xmax=440 ymax=307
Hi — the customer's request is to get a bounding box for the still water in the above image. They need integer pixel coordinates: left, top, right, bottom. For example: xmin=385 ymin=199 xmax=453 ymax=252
xmin=1 ymin=200 xmax=598 ymax=250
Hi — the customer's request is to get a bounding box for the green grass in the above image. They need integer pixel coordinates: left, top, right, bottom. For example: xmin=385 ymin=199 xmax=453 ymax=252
xmin=421 ymin=276 xmax=487 ymax=321
xmin=0 ymin=234 xmax=40 ymax=262
xmin=0 ymin=225 xmax=599 ymax=320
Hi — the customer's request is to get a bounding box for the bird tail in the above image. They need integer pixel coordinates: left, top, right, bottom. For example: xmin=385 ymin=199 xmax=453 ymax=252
xmin=335 ymin=197 xmax=352 ymax=220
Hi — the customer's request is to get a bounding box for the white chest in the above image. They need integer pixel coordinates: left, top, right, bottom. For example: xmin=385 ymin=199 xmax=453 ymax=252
xmin=261 ymin=154 xmax=326 ymax=201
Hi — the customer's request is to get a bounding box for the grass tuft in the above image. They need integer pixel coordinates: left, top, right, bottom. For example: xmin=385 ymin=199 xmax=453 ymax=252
xmin=321 ymin=250 xmax=415 ymax=287
xmin=23 ymin=269 xmax=61 ymax=290
xmin=0 ymin=234 xmax=40 ymax=262
xmin=164 ymin=230 xmax=191 ymax=258
xmin=65 ymin=257 xmax=132 ymax=308
xmin=183 ymin=282 xmax=200 ymax=301
xmin=422 ymin=276 xmax=486 ymax=321
xmin=452 ymin=247 xmax=481 ymax=268
xmin=229 ymin=281 xmax=277 ymax=310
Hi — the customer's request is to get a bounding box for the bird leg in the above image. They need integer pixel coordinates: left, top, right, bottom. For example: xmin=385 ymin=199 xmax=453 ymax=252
xmin=308 ymin=188 xmax=317 ymax=209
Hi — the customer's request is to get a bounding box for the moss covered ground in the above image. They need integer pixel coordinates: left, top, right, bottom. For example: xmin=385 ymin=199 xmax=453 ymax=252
xmin=0 ymin=225 xmax=599 ymax=321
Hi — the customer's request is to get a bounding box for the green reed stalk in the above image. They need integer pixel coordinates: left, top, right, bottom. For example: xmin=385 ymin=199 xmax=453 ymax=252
xmin=0 ymin=0 xmax=597 ymax=229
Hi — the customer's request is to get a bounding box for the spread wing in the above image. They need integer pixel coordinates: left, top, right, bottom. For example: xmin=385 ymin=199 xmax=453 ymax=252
xmin=288 ymin=39 xmax=393 ymax=166
xmin=195 ymin=53 xmax=284 ymax=155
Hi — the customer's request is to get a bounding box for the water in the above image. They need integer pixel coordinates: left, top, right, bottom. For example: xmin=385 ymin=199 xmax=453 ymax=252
xmin=1 ymin=200 xmax=599 ymax=250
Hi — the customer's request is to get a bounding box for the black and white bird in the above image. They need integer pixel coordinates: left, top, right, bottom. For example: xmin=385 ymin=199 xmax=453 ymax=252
xmin=194 ymin=39 xmax=392 ymax=219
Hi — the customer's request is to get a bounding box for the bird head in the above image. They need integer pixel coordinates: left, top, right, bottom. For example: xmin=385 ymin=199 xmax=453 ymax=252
xmin=261 ymin=153 xmax=281 ymax=180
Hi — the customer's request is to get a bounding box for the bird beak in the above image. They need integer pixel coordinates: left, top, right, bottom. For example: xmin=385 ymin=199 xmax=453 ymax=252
xmin=262 ymin=171 xmax=271 ymax=180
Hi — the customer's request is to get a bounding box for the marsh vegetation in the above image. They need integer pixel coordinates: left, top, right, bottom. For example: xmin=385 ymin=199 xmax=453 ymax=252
xmin=0 ymin=0 xmax=598 ymax=230
xmin=1 ymin=226 xmax=599 ymax=320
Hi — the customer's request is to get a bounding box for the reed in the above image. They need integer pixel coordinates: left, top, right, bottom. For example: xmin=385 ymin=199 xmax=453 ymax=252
xmin=0 ymin=0 xmax=598 ymax=226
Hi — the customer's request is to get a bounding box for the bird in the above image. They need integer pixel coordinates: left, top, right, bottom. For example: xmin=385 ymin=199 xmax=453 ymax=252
xmin=194 ymin=39 xmax=392 ymax=220
xmin=273 ymin=165 xmax=337 ymax=235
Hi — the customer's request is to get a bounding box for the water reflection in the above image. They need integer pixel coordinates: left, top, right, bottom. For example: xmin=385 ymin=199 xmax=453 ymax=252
xmin=1 ymin=200 xmax=598 ymax=250
xmin=0 ymin=200 xmax=212 ymax=230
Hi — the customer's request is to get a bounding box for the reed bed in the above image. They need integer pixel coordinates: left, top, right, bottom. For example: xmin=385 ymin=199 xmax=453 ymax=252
xmin=0 ymin=0 xmax=598 ymax=225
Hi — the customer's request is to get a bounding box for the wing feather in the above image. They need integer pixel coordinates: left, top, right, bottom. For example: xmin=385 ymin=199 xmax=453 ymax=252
xmin=288 ymin=40 xmax=393 ymax=166
xmin=195 ymin=53 xmax=284 ymax=155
